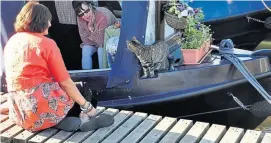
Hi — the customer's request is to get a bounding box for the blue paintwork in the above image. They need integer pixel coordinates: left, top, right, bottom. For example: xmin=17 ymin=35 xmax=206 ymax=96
xmin=106 ymin=1 xmax=271 ymax=88
xmin=188 ymin=1 xmax=271 ymax=21
xmin=106 ymin=1 xmax=149 ymax=88
xmin=100 ymin=56 xmax=271 ymax=107
xmin=1 ymin=1 xmax=271 ymax=89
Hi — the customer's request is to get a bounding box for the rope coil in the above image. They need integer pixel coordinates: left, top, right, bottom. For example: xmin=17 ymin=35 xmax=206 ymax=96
xmin=218 ymin=39 xmax=271 ymax=106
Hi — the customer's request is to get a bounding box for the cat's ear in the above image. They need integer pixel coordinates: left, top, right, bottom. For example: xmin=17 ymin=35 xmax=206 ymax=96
xmin=132 ymin=36 xmax=137 ymax=41
xmin=126 ymin=40 xmax=130 ymax=46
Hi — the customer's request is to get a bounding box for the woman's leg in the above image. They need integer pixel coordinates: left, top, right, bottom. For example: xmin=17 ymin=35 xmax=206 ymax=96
xmin=54 ymin=117 xmax=81 ymax=131
xmin=54 ymin=113 xmax=114 ymax=132
xmin=79 ymin=114 xmax=114 ymax=132
xmin=65 ymin=82 xmax=97 ymax=117
xmin=97 ymin=47 xmax=104 ymax=69
xmin=81 ymin=44 xmax=97 ymax=70
xmin=54 ymin=82 xmax=114 ymax=132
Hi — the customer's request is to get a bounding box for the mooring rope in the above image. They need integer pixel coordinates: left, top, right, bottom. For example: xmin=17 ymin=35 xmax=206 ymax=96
xmin=218 ymin=39 xmax=271 ymax=105
xmin=261 ymin=0 xmax=271 ymax=12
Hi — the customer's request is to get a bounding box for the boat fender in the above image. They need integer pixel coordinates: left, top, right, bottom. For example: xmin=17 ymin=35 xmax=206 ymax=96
xmin=264 ymin=17 xmax=271 ymax=30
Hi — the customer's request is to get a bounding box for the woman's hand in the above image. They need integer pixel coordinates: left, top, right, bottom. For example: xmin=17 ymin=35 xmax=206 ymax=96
xmin=79 ymin=107 xmax=97 ymax=122
xmin=86 ymin=107 xmax=97 ymax=117
xmin=80 ymin=101 xmax=97 ymax=117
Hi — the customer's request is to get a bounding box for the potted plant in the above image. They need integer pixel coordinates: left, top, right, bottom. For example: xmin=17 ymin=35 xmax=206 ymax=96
xmin=180 ymin=6 xmax=213 ymax=64
xmin=163 ymin=0 xmax=191 ymax=30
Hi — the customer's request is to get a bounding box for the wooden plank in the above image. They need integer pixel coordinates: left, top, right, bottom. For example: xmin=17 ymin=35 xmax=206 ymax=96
xmin=0 ymin=119 xmax=15 ymax=133
xmin=0 ymin=114 xmax=9 ymax=122
xmin=96 ymin=107 xmax=107 ymax=115
xmin=261 ymin=133 xmax=271 ymax=143
xmin=0 ymin=101 xmax=9 ymax=114
xmin=160 ymin=119 xmax=193 ymax=143
xmin=140 ymin=117 xmax=177 ymax=143
xmin=64 ymin=108 xmax=119 ymax=143
xmin=1 ymin=125 xmax=24 ymax=143
xmin=102 ymin=112 xmax=148 ymax=143
xmin=180 ymin=122 xmax=210 ymax=143
xmin=240 ymin=130 xmax=262 ymax=143
xmin=0 ymin=93 xmax=7 ymax=104
xmin=219 ymin=127 xmax=244 ymax=143
xmin=121 ymin=114 xmax=162 ymax=143
xmin=13 ymin=107 xmax=104 ymax=143
xmin=13 ymin=130 xmax=40 ymax=143
xmin=47 ymin=107 xmax=106 ymax=143
xmin=199 ymin=124 xmax=226 ymax=143
xmin=43 ymin=130 xmax=75 ymax=143
xmin=28 ymin=128 xmax=59 ymax=143
xmin=82 ymin=110 xmax=133 ymax=143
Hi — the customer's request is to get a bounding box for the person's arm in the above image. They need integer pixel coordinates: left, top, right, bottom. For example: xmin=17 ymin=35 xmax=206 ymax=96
xmin=60 ymin=79 xmax=97 ymax=117
xmin=88 ymin=16 xmax=108 ymax=47
xmin=77 ymin=17 xmax=94 ymax=45
xmin=45 ymin=40 xmax=88 ymax=107
xmin=59 ymin=79 xmax=86 ymax=106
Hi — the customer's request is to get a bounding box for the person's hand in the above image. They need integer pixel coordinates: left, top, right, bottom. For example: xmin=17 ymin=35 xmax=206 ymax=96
xmin=114 ymin=21 xmax=121 ymax=28
xmin=86 ymin=107 xmax=97 ymax=117
xmin=80 ymin=101 xmax=97 ymax=118
xmin=79 ymin=107 xmax=97 ymax=122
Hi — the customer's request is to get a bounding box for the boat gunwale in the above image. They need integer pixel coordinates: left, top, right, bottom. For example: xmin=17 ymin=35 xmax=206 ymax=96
xmin=98 ymin=71 xmax=271 ymax=108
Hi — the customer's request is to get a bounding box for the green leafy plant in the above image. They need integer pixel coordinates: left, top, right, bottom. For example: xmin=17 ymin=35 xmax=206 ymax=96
xmin=163 ymin=0 xmax=212 ymax=49
xmin=181 ymin=7 xmax=212 ymax=49
xmin=181 ymin=16 xmax=212 ymax=49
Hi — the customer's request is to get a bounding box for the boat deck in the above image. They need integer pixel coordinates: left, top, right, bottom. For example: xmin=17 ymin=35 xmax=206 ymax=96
xmin=1 ymin=94 xmax=271 ymax=143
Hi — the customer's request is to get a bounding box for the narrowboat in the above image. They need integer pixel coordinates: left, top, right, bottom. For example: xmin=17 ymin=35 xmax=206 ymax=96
xmin=1 ymin=1 xmax=271 ymax=129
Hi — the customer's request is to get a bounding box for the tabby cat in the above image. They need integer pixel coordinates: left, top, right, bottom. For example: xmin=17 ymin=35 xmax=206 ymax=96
xmin=127 ymin=36 xmax=179 ymax=78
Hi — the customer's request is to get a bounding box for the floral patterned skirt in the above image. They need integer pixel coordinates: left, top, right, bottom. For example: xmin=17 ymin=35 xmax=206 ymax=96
xmin=7 ymin=82 xmax=74 ymax=132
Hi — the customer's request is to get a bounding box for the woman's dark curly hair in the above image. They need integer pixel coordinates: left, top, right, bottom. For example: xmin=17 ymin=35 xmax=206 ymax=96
xmin=72 ymin=1 xmax=96 ymax=16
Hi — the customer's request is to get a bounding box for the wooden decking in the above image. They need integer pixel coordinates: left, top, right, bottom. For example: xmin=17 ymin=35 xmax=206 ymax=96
xmin=0 ymin=91 xmax=270 ymax=143
xmin=0 ymin=106 xmax=270 ymax=143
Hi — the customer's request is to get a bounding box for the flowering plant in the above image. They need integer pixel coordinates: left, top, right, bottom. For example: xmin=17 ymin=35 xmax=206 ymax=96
xmin=164 ymin=0 xmax=212 ymax=49
xmin=181 ymin=19 xmax=212 ymax=49
xmin=164 ymin=0 xmax=204 ymax=20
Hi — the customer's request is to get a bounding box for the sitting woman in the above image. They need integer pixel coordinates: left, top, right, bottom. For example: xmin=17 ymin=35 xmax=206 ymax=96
xmin=4 ymin=1 xmax=114 ymax=132
xmin=72 ymin=1 xmax=118 ymax=69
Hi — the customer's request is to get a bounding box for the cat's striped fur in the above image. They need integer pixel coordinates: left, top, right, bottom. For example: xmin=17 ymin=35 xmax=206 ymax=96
xmin=127 ymin=36 xmax=176 ymax=78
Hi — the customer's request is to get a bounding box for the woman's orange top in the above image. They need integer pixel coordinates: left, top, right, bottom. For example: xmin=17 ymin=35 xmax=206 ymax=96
xmin=4 ymin=32 xmax=70 ymax=92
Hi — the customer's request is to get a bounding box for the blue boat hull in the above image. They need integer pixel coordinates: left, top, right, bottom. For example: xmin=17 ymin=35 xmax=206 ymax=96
xmin=69 ymin=54 xmax=271 ymax=129
xmin=190 ymin=1 xmax=271 ymax=22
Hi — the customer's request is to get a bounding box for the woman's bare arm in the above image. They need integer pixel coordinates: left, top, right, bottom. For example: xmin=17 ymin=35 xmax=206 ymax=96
xmin=59 ymin=78 xmax=86 ymax=106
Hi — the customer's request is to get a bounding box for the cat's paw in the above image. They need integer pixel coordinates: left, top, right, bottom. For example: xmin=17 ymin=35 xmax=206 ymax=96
xmin=141 ymin=74 xmax=149 ymax=79
xmin=169 ymin=66 xmax=176 ymax=71
xmin=149 ymin=72 xmax=156 ymax=78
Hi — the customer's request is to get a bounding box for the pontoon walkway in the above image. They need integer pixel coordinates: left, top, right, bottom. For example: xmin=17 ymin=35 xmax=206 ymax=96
xmin=0 ymin=95 xmax=270 ymax=143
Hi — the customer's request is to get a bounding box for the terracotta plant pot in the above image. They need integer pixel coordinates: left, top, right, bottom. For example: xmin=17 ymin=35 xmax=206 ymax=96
xmin=181 ymin=40 xmax=211 ymax=64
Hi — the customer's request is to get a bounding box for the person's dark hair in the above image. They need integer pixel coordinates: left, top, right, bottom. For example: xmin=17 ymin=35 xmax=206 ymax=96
xmin=72 ymin=1 xmax=95 ymax=16
xmin=14 ymin=1 xmax=52 ymax=33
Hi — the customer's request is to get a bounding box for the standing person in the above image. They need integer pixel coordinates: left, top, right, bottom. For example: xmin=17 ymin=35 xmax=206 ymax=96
xmin=72 ymin=1 xmax=117 ymax=69
xmin=4 ymin=1 xmax=114 ymax=132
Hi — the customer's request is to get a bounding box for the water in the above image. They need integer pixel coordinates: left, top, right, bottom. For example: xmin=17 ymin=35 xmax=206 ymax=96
xmin=255 ymin=116 xmax=271 ymax=133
